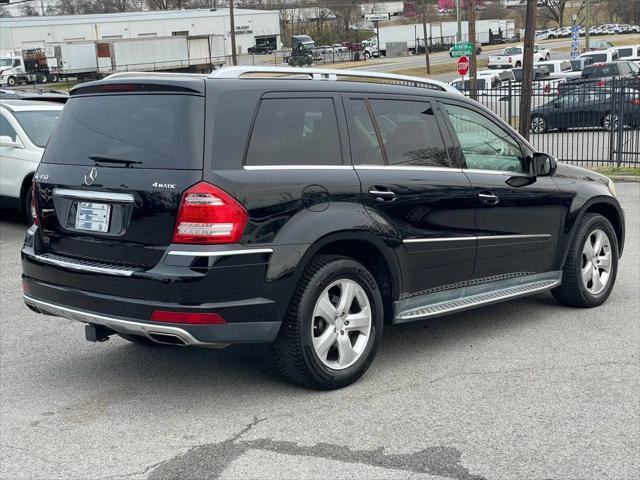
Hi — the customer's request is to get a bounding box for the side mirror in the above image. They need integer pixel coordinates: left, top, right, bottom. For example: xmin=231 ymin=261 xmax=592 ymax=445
xmin=531 ymin=153 xmax=557 ymax=176
xmin=0 ymin=135 xmax=23 ymax=149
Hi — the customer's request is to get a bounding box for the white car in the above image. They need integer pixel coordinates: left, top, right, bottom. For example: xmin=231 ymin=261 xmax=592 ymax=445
xmin=579 ymin=49 xmax=620 ymax=64
xmin=488 ymin=44 xmax=551 ymax=69
xmin=612 ymin=45 xmax=640 ymax=60
xmin=0 ymin=100 xmax=63 ymax=223
xmin=535 ymin=60 xmax=581 ymax=79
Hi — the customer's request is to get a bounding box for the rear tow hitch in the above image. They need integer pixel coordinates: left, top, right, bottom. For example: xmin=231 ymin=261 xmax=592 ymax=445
xmin=85 ymin=324 xmax=115 ymax=343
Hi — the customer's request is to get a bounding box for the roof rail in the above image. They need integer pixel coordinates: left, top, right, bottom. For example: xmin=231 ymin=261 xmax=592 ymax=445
xmin=208 ymin=66 xmax=462 ymax=95
xmin=103 ymin=72 xmax=208 ymax=80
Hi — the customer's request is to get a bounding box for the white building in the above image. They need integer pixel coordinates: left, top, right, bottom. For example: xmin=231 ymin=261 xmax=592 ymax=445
xmin=0 ymin=8 xmax=281 ymax=55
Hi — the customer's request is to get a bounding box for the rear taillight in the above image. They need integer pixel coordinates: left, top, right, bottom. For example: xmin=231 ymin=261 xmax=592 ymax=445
xmin=172 ymin=181 xmax=248 ymax=244
xmin=508 ymin=56 xmax=512 ymax=63
xmin=31 ymin=181 xmax=39 ymax=225
xmin=630 ymin=98 xmax=640 ymax=105
xmin=596 ymin=79 xmax=606 ymax=87
xmin=151 ymin=310 xmax=226 ymax=324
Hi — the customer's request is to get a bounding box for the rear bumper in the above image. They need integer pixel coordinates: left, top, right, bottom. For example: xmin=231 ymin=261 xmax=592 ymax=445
xmin=24 ymin=294 xmax=281 ymax=346
xmin=20 ymin=225 xmax=302 ymax=345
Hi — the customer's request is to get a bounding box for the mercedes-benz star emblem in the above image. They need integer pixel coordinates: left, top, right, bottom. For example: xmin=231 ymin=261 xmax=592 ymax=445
xmin=84 ymin=168 xmax=98 ymax=186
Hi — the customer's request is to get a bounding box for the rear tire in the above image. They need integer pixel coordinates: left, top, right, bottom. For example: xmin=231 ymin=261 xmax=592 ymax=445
xmin=552 ymin=213 xmax=618 ymax=308
xmin=515 ymin=61 xmax=522 ymax=68
xmin=273 ymin=255 xmax=383 ymax=389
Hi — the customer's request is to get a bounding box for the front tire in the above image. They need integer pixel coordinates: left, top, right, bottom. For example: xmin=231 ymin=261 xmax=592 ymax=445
xmin=274 ymin=255 xmax=384 ymax=389
xmin=23 ymin=185 xmax=34 ymax=225
xmin=7 ymin=76 xmax=16 ymax=87
xmin=530 ymin=114 xmax=547 ymax=134
xmin=602 ymin=112 xmax=619 ymax=132
xmin=552 ymin=213 xmax=619 ymax=308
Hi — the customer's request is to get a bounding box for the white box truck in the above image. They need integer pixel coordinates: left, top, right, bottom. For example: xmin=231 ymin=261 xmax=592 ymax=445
xmin=97 ymin=36 xmax=225 ymax=74
xmin=45 ymin=42 xmax=98 ymax=81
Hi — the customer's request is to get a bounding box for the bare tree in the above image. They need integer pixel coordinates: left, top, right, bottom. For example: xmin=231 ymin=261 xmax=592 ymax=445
xmin=146 ymin=0 xmax=192 ymax=9
xmin=539 ymin=0 xmax=585 ymax=28
xmin=332 ymin=0 xmax=359 ymax=38
xmin=20 ymin=3 xmax=41 ymax=16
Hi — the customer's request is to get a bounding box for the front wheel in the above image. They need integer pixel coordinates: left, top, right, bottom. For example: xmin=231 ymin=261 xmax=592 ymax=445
xmin=7 ymin=76 xmax=16 ymax=87
xmin=530 ymin=114 xmax=547 ymax=134
xmin=274 ymin=255 xmax=384 ymax=389
xmin=552 ymin=213 xmax=619 ymax=308
xmin=602 ymin=112 xmax=619 ymax=131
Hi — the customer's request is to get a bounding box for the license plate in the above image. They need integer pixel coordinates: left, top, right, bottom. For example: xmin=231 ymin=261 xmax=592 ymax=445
xmin=75 ymin=202 xmax=111 ymax=233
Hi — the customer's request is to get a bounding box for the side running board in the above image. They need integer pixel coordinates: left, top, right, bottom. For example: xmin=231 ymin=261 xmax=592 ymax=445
xmin=395 ymin=272 xmax=561 ymax=324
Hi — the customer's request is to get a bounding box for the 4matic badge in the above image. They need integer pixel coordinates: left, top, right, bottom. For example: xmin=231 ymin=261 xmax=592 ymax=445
xmin=152 ymin=182 xmax=176 ymax=189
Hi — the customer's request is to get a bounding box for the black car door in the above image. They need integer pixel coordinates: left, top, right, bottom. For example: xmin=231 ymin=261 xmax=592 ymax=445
xmin=343 ymin=95 xmax=477 ymax=298
xmin=439 ymin=100 xmax=562 ymax=280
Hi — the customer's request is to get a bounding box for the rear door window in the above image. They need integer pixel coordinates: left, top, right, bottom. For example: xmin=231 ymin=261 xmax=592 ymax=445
xmin=42 ymin=94 xmax=204 ymax=169
xmin=367 ymin=99 xmax=450 ymax=167
xmin=346 ymin=99 xmax=384 ymax=165
xmin=245 ymin=98 xmax=342 ymax=166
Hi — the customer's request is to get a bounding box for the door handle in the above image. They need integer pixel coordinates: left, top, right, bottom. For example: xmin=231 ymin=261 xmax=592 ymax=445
xmin=478 ymin=192 xmax=499 ymax=205
xmin=369 ymin=187 xmax=396 ymax=202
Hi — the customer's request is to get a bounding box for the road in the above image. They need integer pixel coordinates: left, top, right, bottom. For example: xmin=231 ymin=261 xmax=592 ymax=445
xmin=1 ymin=182 xmax=638 ymax=480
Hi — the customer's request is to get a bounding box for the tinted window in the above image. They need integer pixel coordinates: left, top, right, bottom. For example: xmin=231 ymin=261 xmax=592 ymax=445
xmin=245 ymin=98 xmax=341 ymax=166
xmin=583 ymin=64 xmax=619 ymax=78
xmin=444 ymin=104 xmax=525 ymax=173
xmin=43 ymin=95 xmax=204 ymax=169
xmin=368 ymin=99 xmax=449 ymax=167
xmin=0 ymin=113 xmax=17 ymax=142
xmin=13 ymin=110 xmax=61 ymax=147
xmin=583 ymin=53 xmax=607 ymax=63
xmin=617 ymin=48 xmax=632 ymax=58
xmin=347 ymin=100 xmax=384 ymax=165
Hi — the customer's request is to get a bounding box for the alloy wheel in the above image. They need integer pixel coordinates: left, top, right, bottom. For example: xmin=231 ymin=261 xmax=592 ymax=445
xmin=531 ymin=116 xmax=546 ymax=134
xmin=603 ymin=112 xmax=619 ymax=131
xmin=311 ymin=279 xmax=372 ymax=370
xmin=581 ymin=228 xmax=612 ymax=295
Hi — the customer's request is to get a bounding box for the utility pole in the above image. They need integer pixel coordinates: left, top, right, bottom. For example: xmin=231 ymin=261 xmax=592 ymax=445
xmin=518 ymin=0 xmax=537 ymax=139
xmin=422 ymin=1 xmax=430 ymax=74
xmin=468 ymin=0 xmax=477 ymax=99
xmin=229 ymin=0 xmax=238 ymax=66
xmin=39 ymin=0 xmax=45 ymax=15
xmin=456 ymin=0 xmax=462 ymax=42
xmin=585 ymin=0 xmax=591 ymax=51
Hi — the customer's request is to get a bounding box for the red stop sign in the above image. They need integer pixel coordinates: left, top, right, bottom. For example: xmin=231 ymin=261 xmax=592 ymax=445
xmin=457 ymin=56 xmax=470 ymax=76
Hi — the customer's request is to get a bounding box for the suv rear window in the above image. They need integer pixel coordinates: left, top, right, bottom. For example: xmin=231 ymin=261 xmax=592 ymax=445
xmin=245 ymin=98 xmax=342 ymax=166
xmin=43 ymin=94 xmax=204 ymax=169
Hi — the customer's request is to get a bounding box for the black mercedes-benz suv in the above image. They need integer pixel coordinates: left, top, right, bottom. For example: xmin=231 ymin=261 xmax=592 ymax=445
xmin=22 ymin=67 xmax=625 ymax=389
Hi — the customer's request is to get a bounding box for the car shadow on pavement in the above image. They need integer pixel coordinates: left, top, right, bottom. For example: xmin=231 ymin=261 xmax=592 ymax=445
xmin=39 ymin=292 xmax=559 ymax=396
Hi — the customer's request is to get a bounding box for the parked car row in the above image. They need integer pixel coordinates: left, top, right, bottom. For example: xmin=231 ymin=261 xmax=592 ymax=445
xmin=536 ymin=23 xmax=640 ymax=40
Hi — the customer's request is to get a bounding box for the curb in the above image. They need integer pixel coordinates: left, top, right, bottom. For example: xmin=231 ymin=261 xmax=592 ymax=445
xmin=609 ymin=175 xmax=640 ymax=183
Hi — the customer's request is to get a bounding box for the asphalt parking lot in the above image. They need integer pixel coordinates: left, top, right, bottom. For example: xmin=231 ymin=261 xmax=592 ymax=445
xmin=1 ymin=182 xmax=638 ymax=480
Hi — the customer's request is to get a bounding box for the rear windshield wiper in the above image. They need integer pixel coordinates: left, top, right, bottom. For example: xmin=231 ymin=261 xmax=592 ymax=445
xmin=89 ymin=154 xmax=142 ymax=167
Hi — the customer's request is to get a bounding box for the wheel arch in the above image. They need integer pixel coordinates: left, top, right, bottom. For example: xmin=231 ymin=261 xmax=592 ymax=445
xmin=19 ymin=171 xmax=35 ymax=214
xmin=289 ymin=231 xmax=402 ymax=324
xmin=557 ymin=196 xmax=625 ymax=268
